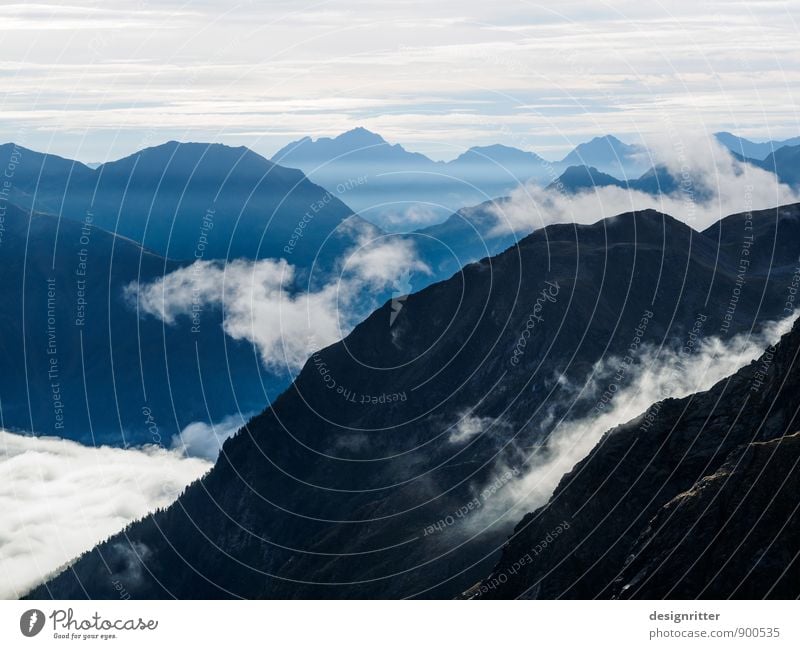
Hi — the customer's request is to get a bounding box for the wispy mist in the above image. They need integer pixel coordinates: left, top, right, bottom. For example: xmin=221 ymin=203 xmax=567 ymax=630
xmin=468 ymin=315 xmax=794 ymax=533
xmin=0 ymin=431 xmax=209 ymax=598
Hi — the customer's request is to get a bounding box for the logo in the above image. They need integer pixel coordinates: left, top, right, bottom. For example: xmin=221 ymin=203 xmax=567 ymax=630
xmin=20 ymin=609 xmax=45 ymax=637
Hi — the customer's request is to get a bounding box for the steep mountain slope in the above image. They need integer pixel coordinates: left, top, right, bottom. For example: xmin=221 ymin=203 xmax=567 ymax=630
xmin=0 ymin=141 xmax=358 ymax=265
xmin=0 ymin=203 xmax=285 ymax=446
xmin=469 ymin=313 xmax=800 ymax=599
xmin=31 ymin=203 xmax=800 ymax=599
xmin=412 ymin=198 xmax=521 ymax=280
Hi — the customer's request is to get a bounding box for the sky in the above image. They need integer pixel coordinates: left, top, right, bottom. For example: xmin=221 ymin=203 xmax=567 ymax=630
xmin=0 ymin=0 xmax=798 ymax=163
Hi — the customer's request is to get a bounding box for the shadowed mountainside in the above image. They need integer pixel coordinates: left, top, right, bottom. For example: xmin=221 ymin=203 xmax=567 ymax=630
xmin=29 ymin=203 xmax=800 ymax=599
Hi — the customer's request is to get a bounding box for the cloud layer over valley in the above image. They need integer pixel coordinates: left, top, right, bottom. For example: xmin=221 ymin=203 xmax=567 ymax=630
xmin=0 ymin=431 xmax=210 ymax=598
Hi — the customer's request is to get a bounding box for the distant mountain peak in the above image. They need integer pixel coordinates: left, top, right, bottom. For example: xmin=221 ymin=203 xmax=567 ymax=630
xmin=335 ymin=126 xmax=387 ymax=146
xmin=589 ymin=134 xmax=625 ymax=145
xmin=569 ymin=134 xmax=640 ymax=153
xmin=560 ymin=135 xmax=646 ymax=177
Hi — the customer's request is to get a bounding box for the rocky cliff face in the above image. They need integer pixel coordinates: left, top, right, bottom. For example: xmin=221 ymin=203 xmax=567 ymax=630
xmin=30 ymin=204 xmax=800 ymax=599
xmin=616 ymin=432 xmax=800 ymax=598
xmin=469 ymin=317 xmax=800 ymax=599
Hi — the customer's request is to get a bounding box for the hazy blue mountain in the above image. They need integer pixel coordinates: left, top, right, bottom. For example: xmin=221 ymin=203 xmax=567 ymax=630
xmin=559 ymin=134 xmax=648 ymax=179
xmin=0 ymin=141 xmax=359 ymax=265
xmin=715 ymin=131 xmax=800 ymax=159
xmin=32 ymin=202 xmax=800 ymax=600
xmin=412 ymin=198 xmax=521 ymax=280
xmin=550 ymin=163 xmax=709 ymax=200
xmin=752 ymin=144 xmax=800 ymax=187
xmin=0 ymin=202 xmax=287 ymax=447
xmin=272 ymin=128 xmax=552 ymax=231
xmin=446 ymin=144 xmax=547 ymax=181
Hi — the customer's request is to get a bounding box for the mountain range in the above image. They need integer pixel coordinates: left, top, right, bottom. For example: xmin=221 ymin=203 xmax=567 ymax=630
xmin=30 ymin=201 xmax=800 ymax=599
xmin=272 ymin=129 xmax=651 ymax=230
xmin=550 ymin=143 xmax=800 ymax=196
xmin=714 ymin=131 xmax=800 ymax=160
xmin=272 ymin=129 xmax=800 ymax=229
xmin=0 ymin=140 xmax=529 ymax=447
xmin=471 ymin=302 xmax=800 ymax=599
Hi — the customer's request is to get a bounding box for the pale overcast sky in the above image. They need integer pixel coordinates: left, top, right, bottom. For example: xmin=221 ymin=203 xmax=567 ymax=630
xmin=0 ymin=0 xmax=797 ymax=162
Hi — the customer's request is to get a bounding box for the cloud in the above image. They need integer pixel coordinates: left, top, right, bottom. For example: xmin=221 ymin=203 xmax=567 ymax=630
xmin=171 ymin=412 xmax=253 ymax=461
xmin=0 ymin=430 xmax=210 ymax=599
xmin=489 ymin=138 xmax=800 ymax=235
xmin=470 ymin=315 xmax=794 ymax=530
xmin=3 ymin=1 xmax=798 ymax=163
xmin=448 ymin=412 xmax=505 ymax=444
xmin=126 ymin=230 xmax=430 ymax=372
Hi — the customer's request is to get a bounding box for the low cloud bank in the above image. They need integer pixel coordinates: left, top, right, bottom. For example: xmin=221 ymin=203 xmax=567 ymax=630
xmin=171 ymin=412 xmax=254 ymax=460
xmin=490 ymin=138 xmax=800 ymax=235
xmin=472 ymin=315 xmax=794 ymax=531
xmin=0 ymin=431 xmax=210 ymax=598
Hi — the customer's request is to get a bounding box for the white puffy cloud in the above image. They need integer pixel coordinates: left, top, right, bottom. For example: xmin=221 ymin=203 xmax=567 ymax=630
xmin=448 ymin=413 xmax=504 ymax=445
xmin=489 ymin=138 xmax=800 ymax=235
xmin=0 ymin=430 xmax=210 ymax=599
xmin=126 ymin=232 xmax=430 ymax=372
xmin=171 ymin=412 xmax=253 ymax=461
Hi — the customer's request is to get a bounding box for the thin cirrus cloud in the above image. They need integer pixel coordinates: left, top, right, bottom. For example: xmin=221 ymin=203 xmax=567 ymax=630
xmin=0 ymin=1 xmax=796 ymax=162
xmin=0 ymin=430 xmax=211 ymax=599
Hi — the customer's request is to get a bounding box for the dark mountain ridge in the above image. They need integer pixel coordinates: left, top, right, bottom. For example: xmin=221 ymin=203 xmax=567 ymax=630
xmin=29 ymin=202 xmax=800 ymax=599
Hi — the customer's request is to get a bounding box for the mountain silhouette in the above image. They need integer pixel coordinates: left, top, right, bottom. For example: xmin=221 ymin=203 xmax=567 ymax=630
xmin=273 ymin=128 xmax=557 ymax=230
xmin=752 ymin=144 xmax=800 ymax=187
xmin=559 ymin=135 xmax=648 ymax=179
